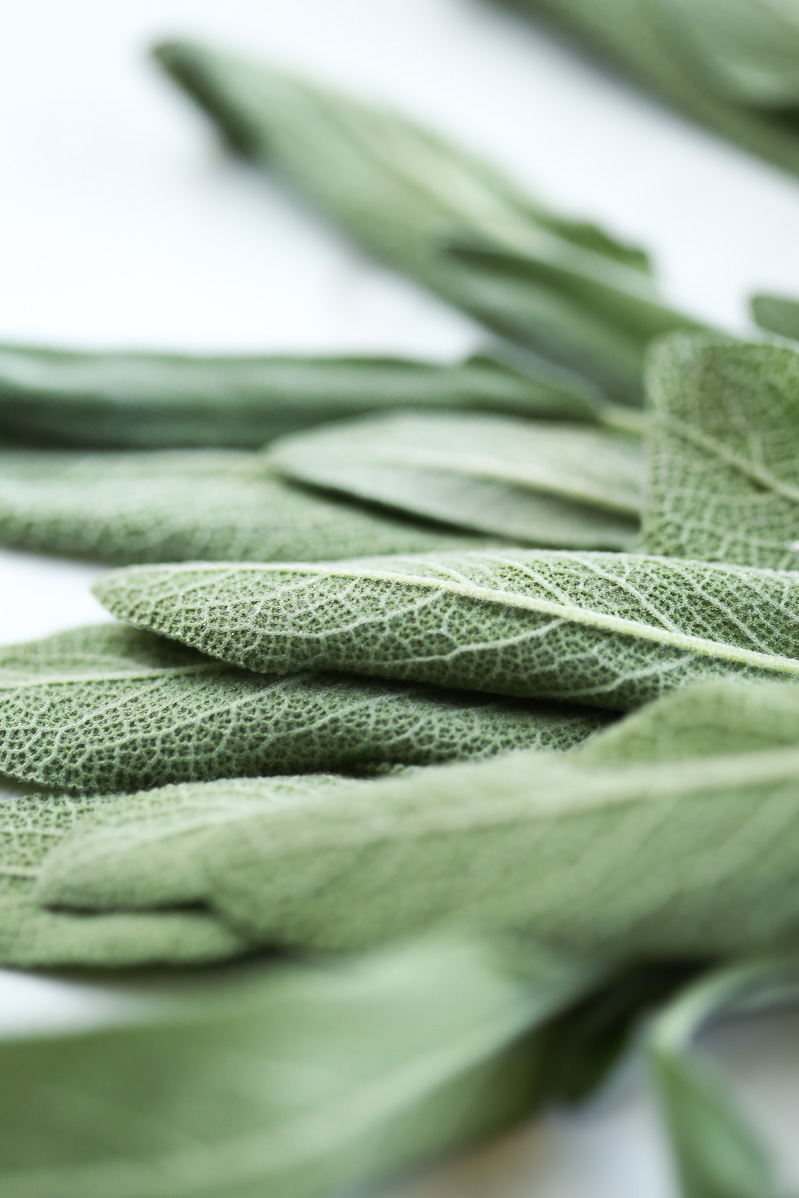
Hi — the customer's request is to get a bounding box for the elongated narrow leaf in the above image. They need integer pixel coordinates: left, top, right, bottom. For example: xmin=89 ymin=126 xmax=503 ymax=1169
xmin=39 ymin=680 xmax=799 ymax=957
xmin=0 ymin=937 xmax=601 ymax=1198
xmin=270 ymin=412 xmax=641 ymax=548
xmin=650 ymin=958 xmax=799 ymax=1198
xmin=502 ymin=0 xmax=799 ymax=177
xmin=0 ymin=781 xmax=244 ymax=967
xmin=751 ymin=293 xmax=799 ymax=341
xmin=0 ymin=448 xmax=487 ymax=566
xmin=0 ymin=624 xmax=605 ymax=795
xmin=152 ymin=39 xmax=697 ymax=402
xmin=95 ymin=550 xmax=799 ymax=712
xmin=0 ymin=344 xmax=604 ymax=450
xmin=644 ymin=335 xmax=799 ymax=569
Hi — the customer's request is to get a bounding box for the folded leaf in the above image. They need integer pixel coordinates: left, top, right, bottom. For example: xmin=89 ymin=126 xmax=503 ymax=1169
xmin=0 ymin=448 xmax=486 ymax=565
xmin=270 ymin=412 xmax=642 ymax=548
xmin=644 ymin=335 xmax=799 ymax=569
xmin=0 ymin=780 xmax=244 ymax=967
xmin=0 ymin=624 xmax=606 ymax=795
xmin=650 ymin=958 xmax=799 ymax=1198
xmin=0 ymin=344 xmax=604 ymax=450
xmin=95 ymin=551 xmax=799 ymax=711
xmin=40 ymin=682 xmax=799 ymax=957
xmin=502 ymin=0 xmax=799 ymax=177
xmin=152 ymin=39 xmax=696 ymax=402
xmin=751 ymin=293 xmax=799 ymax=342
xmin=0 ymin=937 xmax=601 ymax=1198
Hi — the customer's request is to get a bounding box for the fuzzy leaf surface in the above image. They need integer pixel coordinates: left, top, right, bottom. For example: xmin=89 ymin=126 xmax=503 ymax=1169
xmin=270 ymin=412 xmax=642 ymax=548
xmin=0 ymin=624 xmax=605 ymax=795
xmin=0 ymin=344 xmax=603 ymax=449
xmin=0 ymin=937 xmax=599 ymax=1198
xmin=152 ymin=39 xmax=696 ymax=401
xmin=95 ymin=550 xmax=799 ymax=711
xmin=644 ymin=336 xmax=799 ymax=569
xmin=0 ymin=449 xmax=483 ymax=565
xmin=40 ymin=682 xmax=799 ymax=958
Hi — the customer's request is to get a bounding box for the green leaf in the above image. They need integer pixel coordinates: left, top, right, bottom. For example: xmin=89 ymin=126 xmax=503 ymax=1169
xmin=0 ymin=344 xmax=604 ymax=450
xmin=0 ymin=624 xmax=606 ymax=795
xmin=751 ymin=294 xmax=799 ymax=342
xmin=94 ymin=550 xmax=799 ymax=712
xmin=0 ymin=937 xmax=602 ymax=1198
xmin=151 ymin=39 xmax=696 ymax=402
xmin=39 ymin=681 xmax=799 ymax=957
xmin=501 ymin=0 xmax=799 ymax=177
xmin=270 ymin=411 xmax=642 ymax=548
xmin=644 ymin=335 xmax=799 ymax=569
xmin=0 ymin=780 xmax=244 ymax=967
xmin=649 ymin=958 xmax=799 ymax=1198
xmin=0 ymin=448 xmax=487 ymax=565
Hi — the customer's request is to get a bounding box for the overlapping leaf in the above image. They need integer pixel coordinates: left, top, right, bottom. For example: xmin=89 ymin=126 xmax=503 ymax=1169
xmin=95 ymin=550 xmax=799 ymax=711
xmin=38 ymin=680 xmax=799 ymax=958
xmin=0 ymin=344 xmax=603 ymax=449
xmin=0 ymin=937 xmax=600 ymax=1198
xmin=0 ymin=448 xmax=485 ymax=565
xmin=270 ymin=412 xmax=642 ymax=548
xmin=152 ymin=39 xmax=697 ymax=402
xmin=0 ymin=624 xmax=606 ymax=795
xmin=503 ymin=0 xmax=799 ymax=177
xmin=644 ymin=335 xmax=799 ymax=568
xmin=751 ymin=292 xmax=799 ymax=341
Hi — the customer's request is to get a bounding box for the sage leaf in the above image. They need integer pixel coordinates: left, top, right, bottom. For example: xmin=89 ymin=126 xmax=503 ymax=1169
xmin=650 ymin=958 xmax=799 ymax=1198
xmin=152 ymin=39 xmax=696 ymax=402
xmin=0 ymin=344 xmax=604 ymax=449
xmin=95 ymin=551 xmax=799 ymax=711
xmin=0 ymin=624 xmax=606 ymax=795
xmin=0 ymin=937 xmax=601 ymax=1198
xmin=0 ymin=781 xmax=244 ymax=967
xmin=751 ymin=293 xmax=799 ymax=342
xmin=40 ymin=681 xmax=799 ymax=957
xmin=0 ymin=448 xmax=486 ymax=565
xmin=502 ymin=0 xmax=799 ymax=177
xmin=270 ymin=412 xmax=642 ymax=548
xmin=644 ymin=335 xmax=799 ymax=569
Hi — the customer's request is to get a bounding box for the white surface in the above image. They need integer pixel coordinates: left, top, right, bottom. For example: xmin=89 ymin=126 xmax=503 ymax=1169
xmin=2 ymin=0 xmax=799 ymax=1193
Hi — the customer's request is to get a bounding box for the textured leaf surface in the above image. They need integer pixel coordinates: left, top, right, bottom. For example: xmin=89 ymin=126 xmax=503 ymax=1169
xmin=504 ymin=0 xmax=799 ymax=176
xmin=644 ymin=336 xmax=799 ymax=569
xmin=95 ymin=550 xmax=799 ymax=712
xmin=0 ymin=624 xmax=605 ymax=795
xmin=0 ymin=448 xmax=484 ymax=565
xmin=0 ymin=781 xmax=243 ymax=967
xmin=0 ymin=344 xmax=604 ymax=449
xmin=270 ymin=412 xmax=642 ymax=548
xmin=650 ymin=959 xmax=799 ymax=1198
xmin=751 ymin=293 xmax=799 ymax=341
xmin=0 ymin=938 xmax=599 ymax=1198
xmin=152 ymin=39 xmax=696 ymax=401
xmin=40 ymin=682 xmax=799 ymax=958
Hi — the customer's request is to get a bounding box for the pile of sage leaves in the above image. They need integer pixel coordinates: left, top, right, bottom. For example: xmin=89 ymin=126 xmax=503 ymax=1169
xmin=3 ymin=28 xmax=799 ymax=1198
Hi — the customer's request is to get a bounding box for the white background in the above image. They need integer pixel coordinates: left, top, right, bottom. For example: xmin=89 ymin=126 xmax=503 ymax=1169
xmin=2 ymin=1 xmax=799 ymax=1194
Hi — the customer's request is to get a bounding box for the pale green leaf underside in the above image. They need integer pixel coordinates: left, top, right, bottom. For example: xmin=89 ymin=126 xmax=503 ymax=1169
xmin=506 ymin=0 xmax=799 ymax=176
xmin=0 ymin=937 xmax=597 ymax=1198
xmin=270 ymin=412 xmax=642 ymax=548
xmin=644 ymin=335 xmax=799 ymax=569
xmin=0 ymin=783 xmax=244 ymax=967
xmin=751 ymin=292 xmax=799 ymax=341
xmin=38 ymin=701 xmax=799 ymax=958
xmin=0 ymin=449 xmax=485 ymax=566
xmin=152 ymin=39 xmax=691 ymax=401
xmin=95 ymin=550 xmax=799 ymax=712
xmin=0 ymin=343 xmax=603 ymax=450
xmin=0 ymin=624 xmax=606 ymax=795
xmin=649 ymin=959 xmax=799 ymax=1198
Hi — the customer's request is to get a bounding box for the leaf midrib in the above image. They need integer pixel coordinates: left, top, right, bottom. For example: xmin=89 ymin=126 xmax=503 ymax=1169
xmin=659 ymin=412 xmax=799 ymax=505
